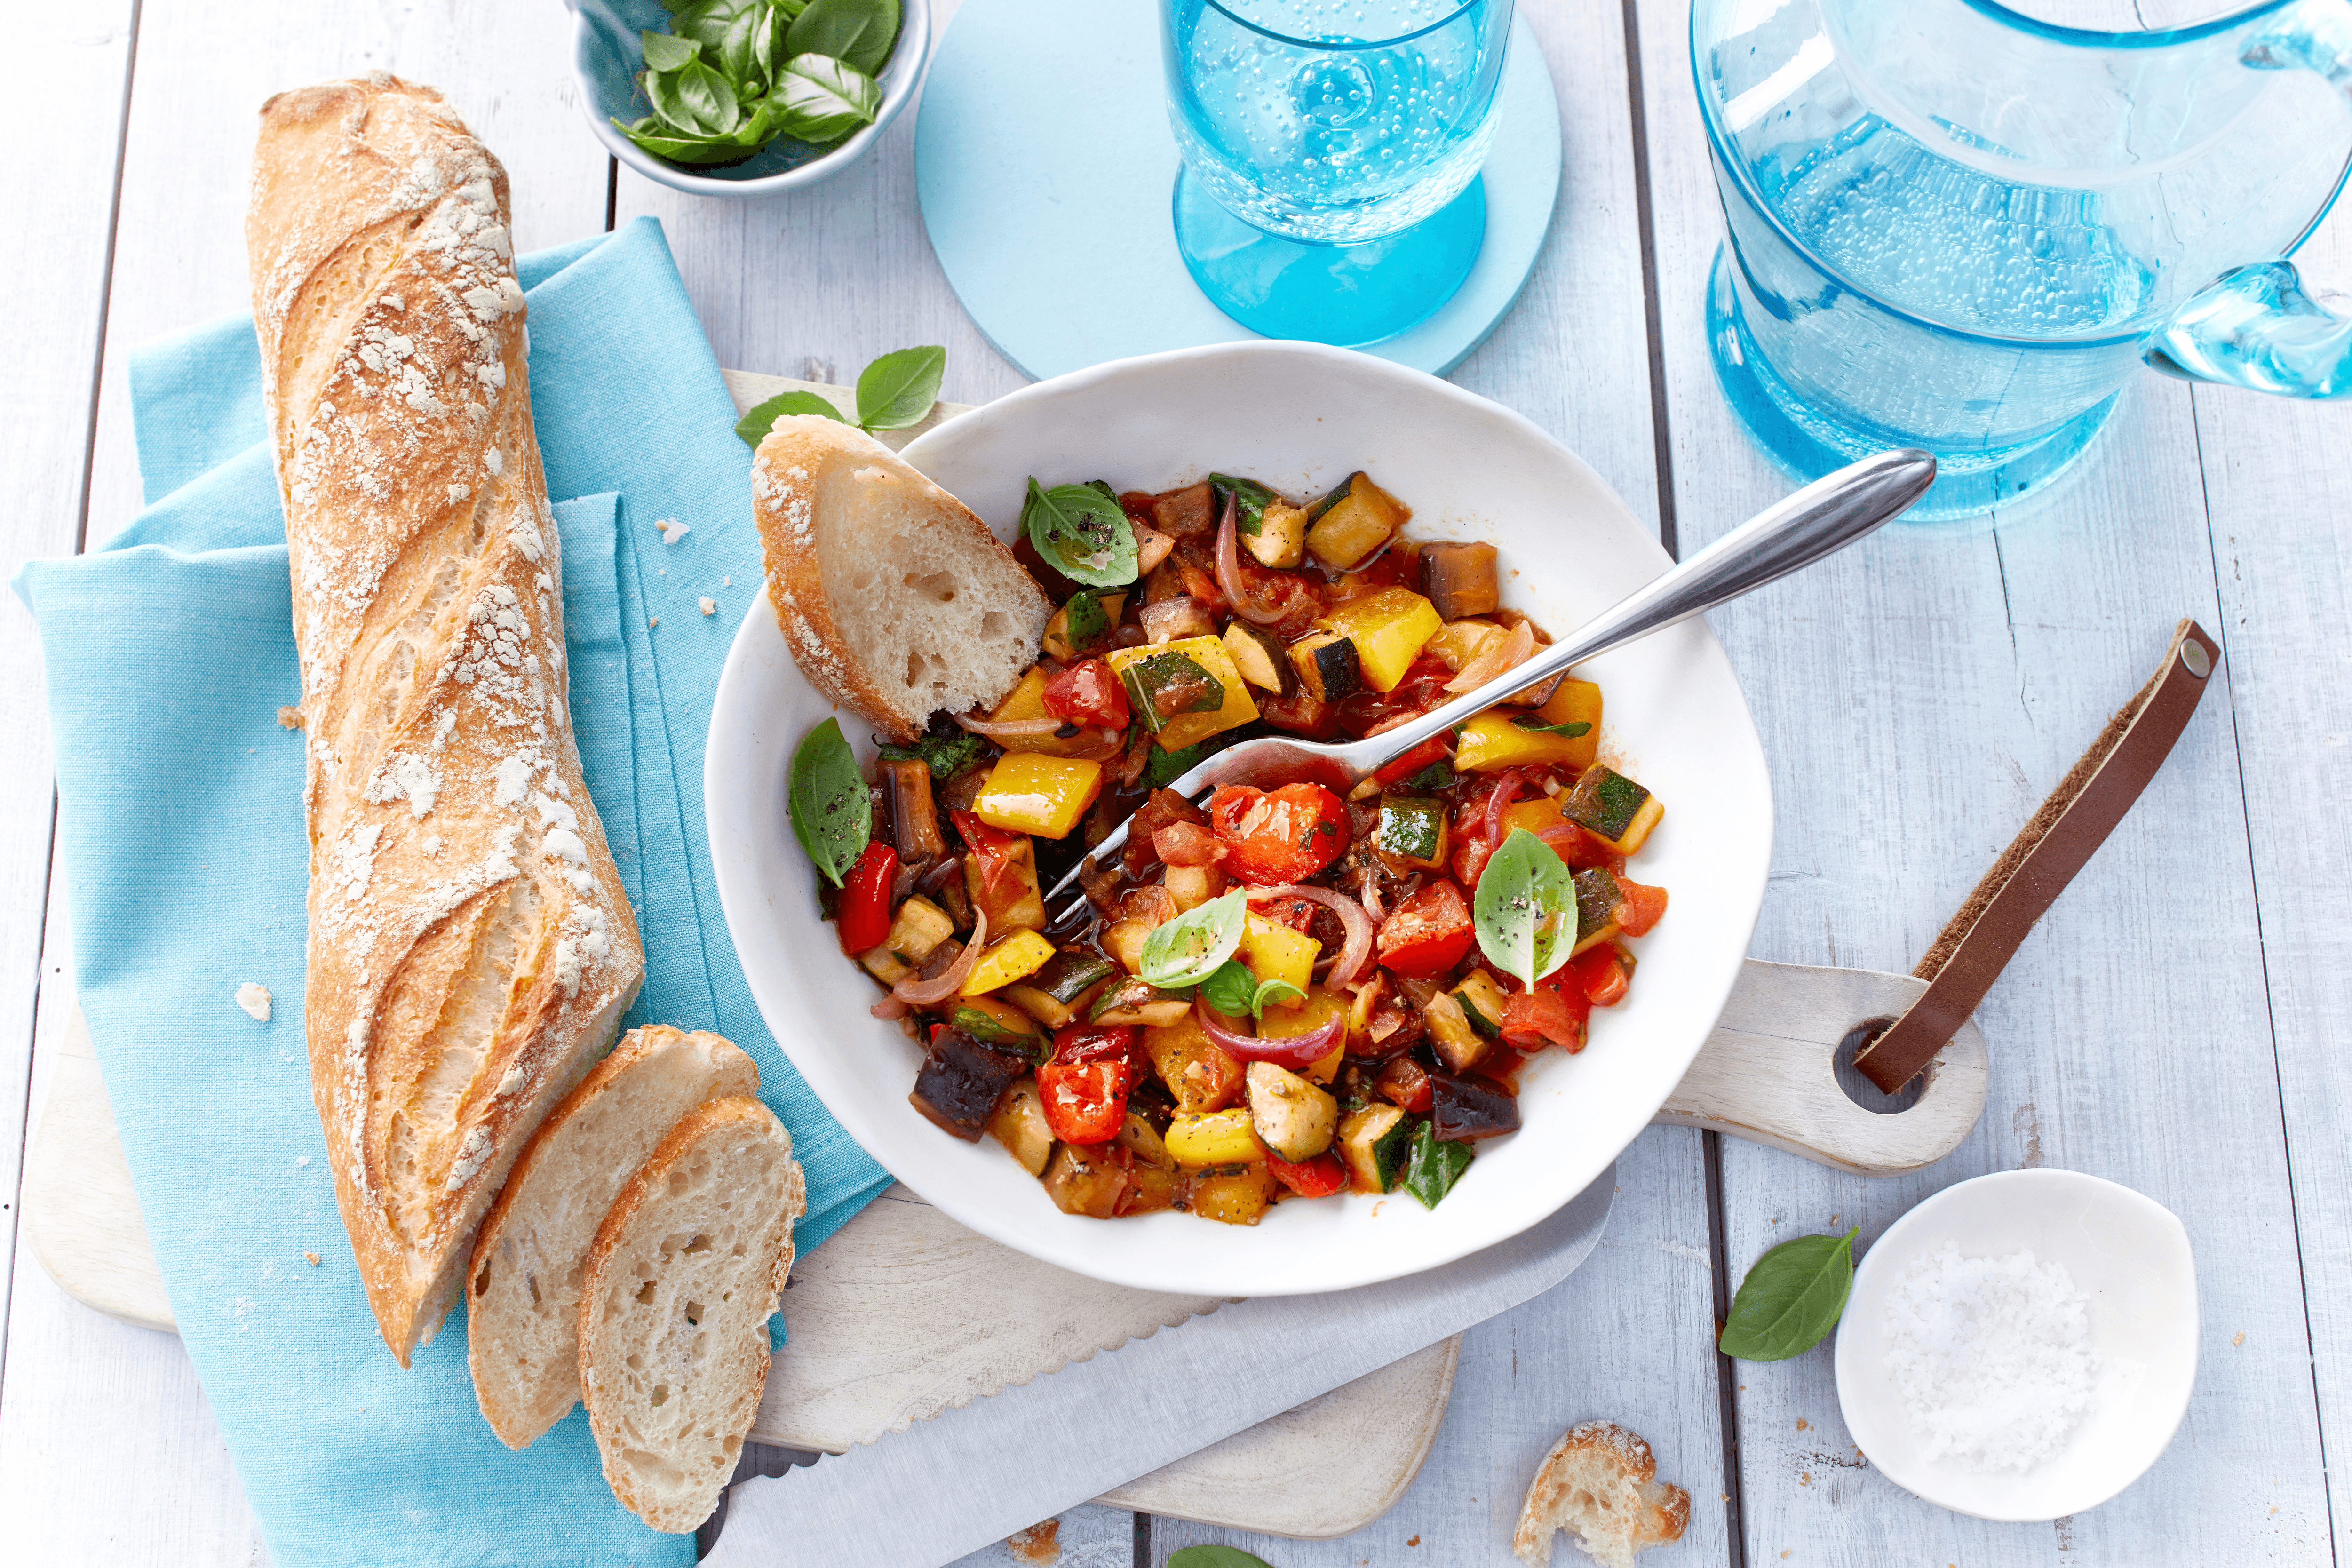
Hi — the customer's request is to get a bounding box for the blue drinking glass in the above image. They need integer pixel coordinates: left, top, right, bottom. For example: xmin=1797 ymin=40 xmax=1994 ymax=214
xmin=1160 ymin=0 xmax=1516 ymax=345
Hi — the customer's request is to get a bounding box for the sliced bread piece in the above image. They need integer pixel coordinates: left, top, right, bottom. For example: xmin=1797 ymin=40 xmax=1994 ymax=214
xmin=1514 ymin=1419 xmax=1691 ymax=1568
xmin=466 ymin=1026 xmax=760 ymax=1449
xmin=751 ymin=414 xmax=1053 ymax=742
xmin=579 ymin=1095 xmax=807 ymax=1534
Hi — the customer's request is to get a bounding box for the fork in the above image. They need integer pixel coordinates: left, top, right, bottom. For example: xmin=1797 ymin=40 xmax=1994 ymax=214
xmin=1044 ymin=447 xmax=1938 ymax=925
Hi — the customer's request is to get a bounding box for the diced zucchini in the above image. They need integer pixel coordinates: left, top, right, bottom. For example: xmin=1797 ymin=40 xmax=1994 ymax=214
xmin=1186 ymin=1162 xmax=1280 ymax=1226
xmin=1008 ymin=947 xmax=1118 ymax=1028
xmin=1336 ymin=1103 xmax=1414 ymax=1194
xmin=859 ymin=895 xmax=955 ymax=985
xmin=971 ymin=754 xmax=1105 ymax=841
xmin=1451 ymin=970 xmax=1509 ymax=1037
xmin=1420 ymin=541 xmax=1500 ymax=621
xmin=959 ymin=929 xmax=1058 ymax=997
xmin=1423 ymin=991 xmax=1490 ymax=1074
xmin=1304 ymin=472 xmax=1408 ymax=570
xmin=1115 ymin=1112 xmax=1174 ymax=1169
xmin=1375 ymin=793 xmax=1450 ymax=873
xmin=1571 ymin=867 xmax=1624 ymax=957
xmin=1042 ymin=1144 xmax=1127 ymax=1218
xmin=1563 ymin=765 xmax=1663 ymax=855
xmin=951 ymin=996 xmax=1045 ymax=1053
xmin=963 ymin=833 xmax=1047 ymax=933
xmin=1089 ymin=976 xmax=1193 ymax=1027
xmin=1244 ymin=1061 xmax=1338 ymax=1162
xmin=1221 ymin=621 xmax=1295 ymax=695
xmin=1040 ymin=590 xmax=1128 ymax=661
xmin=1108 ymin=636 xmax=1261 ymax=753
xmin=1314 ymin=589 xmax=1442 ymax=694
xmin=1145 ymin=1015 xmax=1246 ymax=1112
xmin=1240 ymin=914 xmax=1319 ymax=1000
xmin=989 ymin=1078 xmax=1054 ymax=1175
xmin=1289 ymin=631 xmax=1363 ymax=703
xmin=1533 ymin=678 xmax=1603 ymax=771
xmin=1248 ymin=501 xmax=1309 ymax=569
xmin=1139 ymin=597 xmax=1218 ymax=645
xmin=1165 ymin=1107 xmax=1264 ymax=1168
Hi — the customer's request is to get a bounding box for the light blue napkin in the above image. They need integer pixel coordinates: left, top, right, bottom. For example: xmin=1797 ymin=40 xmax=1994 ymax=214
xmin=15 ymin=216 xmax=890 ymax=1568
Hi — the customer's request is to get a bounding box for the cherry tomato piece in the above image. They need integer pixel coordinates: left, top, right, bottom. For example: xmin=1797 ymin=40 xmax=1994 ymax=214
xmin=1375 ymin=878 xmax=1476 ymax=977
xmin=1570 ymin=945 xmax=1632 ymax=1007
xmin=1613 ymin=877 xmax=1669 ymax=937
xmin=1500 ymin=984 xmax=1589 ymax=1052
xmin=1052 ymin=1023 xmax=1143 ymax=1072
xmin=1152 ymin=820 xmax=1227 ymax=868
xmin=1041 ymin=658 xmax=1132 ymax=731
xmin=836 ymin=841 xmax=898 ymax=955
xmin=1036 ymin=1059 xmax=1132 ymax=1144
xmin=1209 ymin=782 xmax=1352 ymax=885
xmin=1265 ymin=1150 xmax=1349 ymax=1199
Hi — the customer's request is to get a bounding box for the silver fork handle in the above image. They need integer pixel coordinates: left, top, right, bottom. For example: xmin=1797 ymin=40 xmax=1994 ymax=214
xmin=1358 ymin=448 xmax=1938 ymax=770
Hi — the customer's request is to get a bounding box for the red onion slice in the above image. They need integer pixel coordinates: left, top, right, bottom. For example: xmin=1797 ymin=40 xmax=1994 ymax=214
xmin=1446 ymin=619 xmax=1536 ymax=694
xmin=1245 ymin=883 xmax=1375 ymax=987
xmin=1193 ymin=994 xmax=1347 ymax=1071
xmin=1215 ymin=489 xmax=1291 ymax=626
xmin=891 ymin=909 xmax=988 ymax=1006
xmin=870 ymin=995 xmax=913 ymax=1020
xmin=1482 ymin=768 xmax=1528 ymax=848
xmin=953 ymin=711 xmax=1065 ymax=739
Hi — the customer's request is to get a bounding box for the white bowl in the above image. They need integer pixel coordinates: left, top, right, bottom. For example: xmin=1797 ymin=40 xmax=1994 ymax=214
xmin=565 ymin=0 xmax=931 ymax=198
xmin=1835 ymin=1169 xmax=2200 ymax=1521
xmin=705 ymin=339 xmax=1772 ymax=1297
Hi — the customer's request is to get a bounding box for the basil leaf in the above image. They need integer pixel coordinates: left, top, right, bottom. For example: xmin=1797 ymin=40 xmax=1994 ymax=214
xmin=786 ymin=0 xmax=901 ymax=75
xmin=1251 ymin=977 xmax=1306 ymax=1017
xmin=1139 ymin=889 xmax=1248 ymax=988
xmin=1718 ymin=1227 xmax=1860 ymax=1361
xmin=613 ymin=116 xmax=764 ymax=166
xmin=671 ymin=0 xmax=746 ymax=48
xmin=719 ymin=5 xmax=765 ymax=91
xmin=788 ymin=717 xmax=871 ymax=887
xmin=641 ymin=28 xmax=706 ymax=70
xmin=650 ymin=57 xmax=741 ymax=135
xmin=877 ymin=730 xmax=989 ymax=783
xmin=1210 ymin=473 xmax=1276 ymax=537
xmin=1023 ymin=478 xmax=1140 ymax=587
xmin=776 ymin=53 xmax=882 ymax=142
xmin=1198 ymin=959 xmax=1258 ymax=1019
xmin=1403 ymin=760 xmax=1456 ymax=791
xmin=1473 ymin=827 xmax=1575 ymax=988
xmin=737 ymin=389 xmax=850 ymax=446
xmin=1168 ymin=1551 xmax=1277 ymax=1568
xmin=1400 ymin=1118 xmax=1474 ymax=1210
xmin=1063 ymin=589 xmax=1110 ymax=651
xmin=776 ymin=0 xmax=809 ymax=18
xmin=857 ymin=344 xmax=947 ymax=430
xmin=1512 ymin=713 xmax=1591 ymax=739
xmin=1143 ymin=736 xmax=1209 ymax=788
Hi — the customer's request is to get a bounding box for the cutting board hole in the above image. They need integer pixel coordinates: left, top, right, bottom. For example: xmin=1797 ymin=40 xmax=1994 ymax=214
xmin=1834 ymin=1019 xmax=1928 ymax=1114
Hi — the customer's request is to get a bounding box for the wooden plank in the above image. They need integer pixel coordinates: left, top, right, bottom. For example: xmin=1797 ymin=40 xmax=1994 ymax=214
xmin=1626 ymin=0 xmax=2336 ymax=1560
xmin=0 ymin=0 xmax=136 ymax=1366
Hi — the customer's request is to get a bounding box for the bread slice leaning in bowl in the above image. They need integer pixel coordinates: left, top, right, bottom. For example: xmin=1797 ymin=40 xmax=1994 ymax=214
xmin=580 ymin=1095 xmax=807 ymax=1534
xmin=750 ymin=414 xmax=1052 ymax=742
xmin=466 ymin=1025 xmax=760 ymax=1449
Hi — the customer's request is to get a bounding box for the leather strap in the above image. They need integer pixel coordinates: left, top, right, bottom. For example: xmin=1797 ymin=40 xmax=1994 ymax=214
xmin=1851 ymin=619 xmax=2221 ymax=1093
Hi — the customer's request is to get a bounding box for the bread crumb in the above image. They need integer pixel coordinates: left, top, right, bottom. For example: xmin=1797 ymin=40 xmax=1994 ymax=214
xmin=649 ymin=617 xmax=659 ymax=629
xmin=1798 ymin=1473 xmax=1811 ymax=1486
xmin=1795 ymin=1417 xmax=1809 ymax=1431
xmin=277 ymin=705 xmax=304 ymax=729
xmin=2233 ymin=1331 xmax=2246 ymax=1346
xmin=699 ymin=597 xmax=716 ymax=616
xmin=654 ymin=517 xmax=691 ymax=545
xmin=1003 ymin=1521 xmax=1059 ymax=1565
xmin=1407 ymin=1536 xmax=1420 ymax=1547
xmin=723 ymin=574 xmax=732 ymax=586
xmin=234 ymin=983 xmax=272 ymax=1021
xmin=305 ymin=1251 xmax=321 ymax=1266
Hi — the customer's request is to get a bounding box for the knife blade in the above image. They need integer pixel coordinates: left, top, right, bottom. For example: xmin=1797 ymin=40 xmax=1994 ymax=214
xmin=705 ymin=1163 xmax=1615 ymax=1568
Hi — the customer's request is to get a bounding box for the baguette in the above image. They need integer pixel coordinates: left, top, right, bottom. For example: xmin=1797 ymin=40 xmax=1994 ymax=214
xmin=467 ymin=1026 xmax=759 ymax=1449
xmin=580 ymin=1096 xmax=806 ymax=1534
xmin=750 ymin=415 xmax=1052 ymax=742
xmin=246 ymin=74 xmax=644 ymax=1363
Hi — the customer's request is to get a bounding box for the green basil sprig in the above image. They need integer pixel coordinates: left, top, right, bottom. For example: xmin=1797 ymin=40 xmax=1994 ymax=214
xmin=1209 ymin=473 xmax=1276 ymax=537
xmin=1400 ymin=1119 xmax=1473 ymax=1210
xmin=787 ymin=717 xmax=870 ymax=886
xmin=1198 ymin=959 xmax=1304 ymax=1020
xmin=615 ymin=0 xmax=900 ymax=171
xmin=875 ymin=729 xmax=987 ymax=782
xmin=787 ymin=0 xmax=901 ymax=74
xmin=1167 ymin=1549 xmax=1277 ymax=1568
xmin=736 ymin=344 xmax=947 ymax=446
xmin=1139 ymin=889 xmax=1248 ymax=988
xmin=1512 ymin=713 xmax=1591 ymax=739
xmin=1472 ymin=827 xmax=1576 ymax=988
xmin=1717 ymin=1226 xmax=1861 ymax=1361
xmin=1024 ymin=478 xmax=1141 ymax=587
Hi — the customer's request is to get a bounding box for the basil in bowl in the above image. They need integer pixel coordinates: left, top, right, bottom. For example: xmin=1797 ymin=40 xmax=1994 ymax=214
xmin=566 ymin=0 xmax=931 ymax=197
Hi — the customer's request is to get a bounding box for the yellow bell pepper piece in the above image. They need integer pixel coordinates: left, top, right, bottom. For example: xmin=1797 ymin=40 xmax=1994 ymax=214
xmin=1108 ymin=635 xmax=1261 ymax=752
xmin=1314 ymin=588 xmax=1441 ymax=694
xmin=970 ymin=752 xmax=1104 ymax=839
xmin=1453 ymin=710 xmax=1592 ymax=772
xmin=1304 ymin=473 xmax=1407 ymax=570
xmin=1240 ymin=914 xmax=1318 ymax=1002
xmin=1499 ymin=794 xmax=1575 ymax=838
xmin=1303 ymin=1040 xmax=1344 ymax=1084
xmin=985 ymin=666 xmax=1094 ymax=756
xmin=1188 ymin=1162 xmax=1280 ymax=1225
xmin=1164 ymin=1108 xmax=1265 ymax=1168
xmin=959 ymin=928 xmax=1057 ymax=997
xmin=1533 ymin=677 xmax=1603 ymax=771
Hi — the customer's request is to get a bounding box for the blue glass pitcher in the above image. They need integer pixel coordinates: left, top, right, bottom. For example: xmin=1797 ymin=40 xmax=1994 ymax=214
xmin=1695 ymin=0 xmax=2352 ymax=519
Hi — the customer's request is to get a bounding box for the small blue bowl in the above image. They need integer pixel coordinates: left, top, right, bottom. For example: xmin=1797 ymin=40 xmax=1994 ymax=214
xmin=566 ymin=0 xmax=931 ymax=197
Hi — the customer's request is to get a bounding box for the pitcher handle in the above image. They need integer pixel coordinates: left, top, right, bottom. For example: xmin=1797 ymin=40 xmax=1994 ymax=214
xmin=2143 ymin=0 xmax=2352 ymax=399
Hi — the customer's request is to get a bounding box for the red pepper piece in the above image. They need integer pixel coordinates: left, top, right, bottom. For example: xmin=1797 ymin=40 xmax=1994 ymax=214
xmin=836 ymin=840 xmax=898 ymax=955
xmin=1265 ymin=1149 xmax=1348 ymax=1199
xmin=1570 ymin=945 xmax=1631 ymax=1007
xmin=1372 ymin=732 xmax=1452 ymax=786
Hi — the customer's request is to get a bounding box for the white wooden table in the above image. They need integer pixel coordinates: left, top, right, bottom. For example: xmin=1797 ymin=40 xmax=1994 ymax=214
xmin=4 ymin=1 xmax=2346 ymax=1565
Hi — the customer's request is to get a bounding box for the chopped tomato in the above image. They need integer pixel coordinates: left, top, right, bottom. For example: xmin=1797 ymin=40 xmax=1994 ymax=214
xmin=1042 ymin=658 xmax=1131 ymax=731
xmin=1478 ymin=1045 xmax=1529 ymax=1091
xmin=1570 ymin=945 xmax=1631 ymax=1007
xmin=1036 ymin=1059 xmax=1132 ymax=1144
xmin=1535 ymin=823 xmax=1619 ymax=870
xmin=1450 ymin=832 xmax=1494 ymax=890
xmin=1375 ymin=878 xmax=1475 ymax=977
xmin=1265 ymin=1149 xmax=1348 ymax=1199
xmin=1152 ymin=820 xmax=1227 ymax=868
xmin=1052 ymin=1024 xmax=1143 ymax=1071
xmin=1256 ymin=686 xmax=1342 ymax=739
xmin=950 ymin=809 xmax=1028 ymax=897
xmin=836 ymin=841 xmax=898 ymax=955
xmin=1176 ymin=556 xmax=1227 ymax=612
xmin=1209 ymin=782 xmax=1352 ymax=884
xmin=1252 ymin=893 xmax=1320 ymax=935
xmin=1613 ymin=877 xmax=1669 ymax=937
xmin=1375 ymin=1056 xmax=1435 ymax=1114
xmin=1372 ymin=732 xmax=1452 ymax=786
xmin=1337 ymin=654 xmax=1453 ymax=738
xmin=1500 ymin=985 xmax=1589 ymax=1052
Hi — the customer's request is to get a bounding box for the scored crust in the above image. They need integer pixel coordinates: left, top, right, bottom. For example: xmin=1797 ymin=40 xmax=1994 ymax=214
xmin=750 ymin=415 xmax=1051 ymax=742
xmin=1514 ymin=1419 xmax=1691 ymax=1568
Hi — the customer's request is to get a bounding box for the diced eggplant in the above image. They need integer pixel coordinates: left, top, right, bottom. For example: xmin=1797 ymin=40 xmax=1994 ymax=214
xmin=950 ymin=995 xmax=1046 ymax=1055
xmin=1375 ymin=793 xmax=1449 ymax=872
xmin=1422 ymin=991 xmax=1491 ymax=1074
xmin=1163 ymin=861 xmax=1225 ymax=912
xmin=1033 ymin=947 xmax=1120 ymax=1006
xmin=1563 ymin=765 xmax=1664 ymax=856
xmin=1041 ymin=1143 xmax=1129 ymax=1218
xmin=909 ymin=1030 xmax=1030 ymax=1142
xmin=1572 ymin=867 xmax=1624 ymax=955
xmin=1089 ymin=976 xmax=1193 ymax=1027
xmin=1139 ymin=597 xmax=1218 ymax=645
xmin=1151 ymin=481 xmax=1217 ymax=539
xmin=1429 ymin=1072 xmax=1521 ymax=1142
xmin=1288 ymin=631 xmax=1362 ymax=703
xmin=1420 ymin=541 xmax=1501 ymax=621
xmin=989 ymin=1078 xmax=1054 ymax=1174
xmin=859 ymin=895 xmax=956 ymax=985
xmin=1243 ymin=1060 xmax=1338 ymax=1162
xmin=1450 ymin=970 xmax=1509 ymax=1037
xmin=883 ymin=758 xmax=947 ymax=863
xmin=1336 ymin=1103 xmax=1414 ymax=1193
xmin=1221 ymin=621 xmax=1295 ymax=695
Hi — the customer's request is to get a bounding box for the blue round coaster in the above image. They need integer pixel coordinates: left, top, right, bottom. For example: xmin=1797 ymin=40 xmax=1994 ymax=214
xmin=914 ymin=0 xmax=1562 ymax=380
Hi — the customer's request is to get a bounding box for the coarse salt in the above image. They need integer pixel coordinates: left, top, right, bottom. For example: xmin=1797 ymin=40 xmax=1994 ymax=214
xmin=1883 ymin=1242 xmax=2097 ymax=1472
